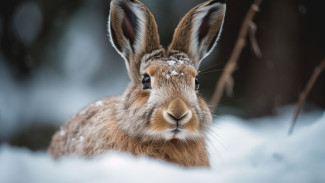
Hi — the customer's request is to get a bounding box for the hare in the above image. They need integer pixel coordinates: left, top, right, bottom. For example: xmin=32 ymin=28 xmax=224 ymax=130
xmin=48 ymin=0 xmax=226 ymax=167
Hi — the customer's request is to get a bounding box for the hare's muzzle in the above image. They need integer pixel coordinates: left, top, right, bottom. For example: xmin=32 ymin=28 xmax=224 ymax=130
xmin=163 ymin=98 xmax=193 ymax=128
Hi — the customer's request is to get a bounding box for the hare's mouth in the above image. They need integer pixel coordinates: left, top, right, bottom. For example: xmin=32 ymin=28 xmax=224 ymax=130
xmin=148 ymin=101 xmax=202 ymax=140
xmin=171 ymin=128 xmax=181 ymax=133
xmin=149 ymin=117 xmax=202 ymax=141
xmin=163 ymin=127 xmax=202 ymax=140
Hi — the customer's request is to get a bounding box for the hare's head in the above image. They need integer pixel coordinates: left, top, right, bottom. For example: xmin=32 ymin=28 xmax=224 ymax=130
xmin=109 ymin=0 xmax=226 ymax=141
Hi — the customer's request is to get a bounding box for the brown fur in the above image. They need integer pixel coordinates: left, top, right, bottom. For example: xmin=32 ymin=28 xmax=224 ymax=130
xmin=48 ymin=0 xmax=226 ymax=167
xmin=49 ymin=97 xmax=209 ymax=166
xmin=168 ymin=98 xmax=187 ymax=119
xmin=109 ymin=0 xmax=161 ymax=82
xmin=168 ymin=0 xmax=226 ymax=67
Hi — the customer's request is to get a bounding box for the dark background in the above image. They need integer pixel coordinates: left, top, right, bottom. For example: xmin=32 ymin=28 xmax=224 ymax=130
xmin=0 ymin=0 xmax=324 ymax=151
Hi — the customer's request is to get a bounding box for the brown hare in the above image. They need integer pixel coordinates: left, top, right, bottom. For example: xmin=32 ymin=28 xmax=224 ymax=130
xmin=48 ymin=0 xmax=226 ymax=167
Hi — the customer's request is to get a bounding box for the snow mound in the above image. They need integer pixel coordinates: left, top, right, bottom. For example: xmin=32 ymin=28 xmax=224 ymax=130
xmin=1 ymin=107 xmax=325 ymax=183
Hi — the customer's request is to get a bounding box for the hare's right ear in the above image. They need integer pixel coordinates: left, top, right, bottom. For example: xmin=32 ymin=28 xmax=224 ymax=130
xmin=108 ymin=0 xmax=161 ymax=79
xmin=168 ymin=0 xmax=226 ymax=68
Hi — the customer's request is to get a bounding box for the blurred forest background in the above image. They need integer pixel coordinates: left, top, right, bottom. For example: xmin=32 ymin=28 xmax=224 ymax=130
xmin=0 ymin=0 xmax=324 ymax=151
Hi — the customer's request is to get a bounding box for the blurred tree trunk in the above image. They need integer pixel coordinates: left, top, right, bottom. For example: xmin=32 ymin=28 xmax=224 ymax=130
xmin=207 ymin=0 xmax=325 ymax=117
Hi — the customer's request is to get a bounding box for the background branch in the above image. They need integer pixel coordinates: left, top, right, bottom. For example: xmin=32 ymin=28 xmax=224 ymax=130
xmin=249 ymin=22 xmax=262 ymax=58
xmin=288 ymin=57 xmax=325 ymax=135
xmin=209 ymin=0 xmax=263 ymax=111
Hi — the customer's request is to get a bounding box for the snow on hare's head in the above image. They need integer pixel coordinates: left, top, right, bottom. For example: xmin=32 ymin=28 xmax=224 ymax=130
xmin=108 ymin=0 xmax=226 ymax=141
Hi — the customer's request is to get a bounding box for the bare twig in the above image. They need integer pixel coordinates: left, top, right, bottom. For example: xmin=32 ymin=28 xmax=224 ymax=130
xmin=288 ymin=58 xmax=325 ymax=135
xmin=225 ymin=75 xmax=234 ymax=97
xmin=209 ymin=0 xmax=263 ymax=111
xmin=249 ymin=22 xmax=262 ymax=58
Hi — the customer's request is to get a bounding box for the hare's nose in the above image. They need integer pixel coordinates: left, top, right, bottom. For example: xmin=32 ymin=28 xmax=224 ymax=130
xmin=163 ymin=98 xmax=192 ymax=125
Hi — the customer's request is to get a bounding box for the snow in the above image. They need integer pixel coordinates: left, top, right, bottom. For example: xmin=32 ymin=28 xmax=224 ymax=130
xmin=166 ymin=74 xmax=171 ymax=79
xmin=167 ymin=60 xmax=185 ymax=66
xmin=167 ymin=60 xmax=176 ymax=66
xmin=95 ymin=101 xmax=104 ymax=107
xmin=178 ymin=60 xmax=184 ymax=64
xmin=170 ymin=70 xmax=178 ymax=76
xmin=1 ymin=106 xmax=325 ymax=182
xmin=79 ymin=136 xmax=84 ymax=142
xmin=60 ymin=130 xmax=65 ymax=137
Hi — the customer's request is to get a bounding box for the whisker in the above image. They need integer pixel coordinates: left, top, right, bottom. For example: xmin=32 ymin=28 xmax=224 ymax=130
xmin=205 ymin=128 xmax=227 ymax=161
xmin=198 ymin=63 xmax=222 ymax=74
xmin=198 ymin=68 xmax=225 ymax=75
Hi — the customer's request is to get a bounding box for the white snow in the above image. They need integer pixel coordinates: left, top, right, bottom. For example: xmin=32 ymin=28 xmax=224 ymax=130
xmin=167 ymin=60 xmax=176 ymax=66
xmin=166 ymin=74 xmax=171 ymax=79
xmin=59 ymin=130 xmax=65 ymax=137
xmin=79 ymin=136 xmax=84 ymax=142
xmin=167 ymin=60 xmax=185 ymax=66
xmin=178 ymin=60 xmax=184 ymax=64
xmin=0 ymin=106 xmax=325 ymax=182
xmin=95 ymin=101 xmax=104 ymax=107
xmin=170 ymin=70 xmax=178 ymax=76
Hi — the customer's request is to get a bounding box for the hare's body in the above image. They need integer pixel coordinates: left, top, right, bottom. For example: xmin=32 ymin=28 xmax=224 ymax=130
xmin=49 ymin=97 xmax=209 ymax=166
xmin=49 ymin=0 xmax=226 ymax=167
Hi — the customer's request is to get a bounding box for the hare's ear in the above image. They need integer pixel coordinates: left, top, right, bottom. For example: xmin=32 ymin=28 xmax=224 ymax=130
xmin=168 ymin=0 xmax=226 ymax=68
xmin=108 ymin=0 xmax=161 ymax=78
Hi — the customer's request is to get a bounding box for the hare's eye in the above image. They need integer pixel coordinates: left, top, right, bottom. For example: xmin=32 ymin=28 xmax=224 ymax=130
xmin=142 ymin=74 xmax=151 ymax=89
xmin=195 ymin=77 xmax=199 ymax=90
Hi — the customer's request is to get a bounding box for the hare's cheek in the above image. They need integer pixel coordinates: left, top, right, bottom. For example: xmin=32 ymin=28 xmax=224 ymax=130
xmin=184 ymin=109 xmax=199 ymax=133
xmin=133 ymin=91 xmax=150 ymax=106
xmin=149 ymin=108 xmax=170 ymax=132
xmin=197 ymin=95 xmax=212 ymax=121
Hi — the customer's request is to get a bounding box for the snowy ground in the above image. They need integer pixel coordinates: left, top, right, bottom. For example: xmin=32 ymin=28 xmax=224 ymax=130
xmin=1 ymin=106 xmax=325 ymax=183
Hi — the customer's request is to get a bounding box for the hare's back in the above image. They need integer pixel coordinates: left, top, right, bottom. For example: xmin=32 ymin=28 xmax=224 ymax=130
xmin=48 ymin=97 xmax=121 ymax=158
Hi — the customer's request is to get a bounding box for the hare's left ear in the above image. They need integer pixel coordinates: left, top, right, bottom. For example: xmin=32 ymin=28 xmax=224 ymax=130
xmin=108 ymin=0 xmax=161 ymax=81
xmin=168 ymin=0 xmax=226 ymax=68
